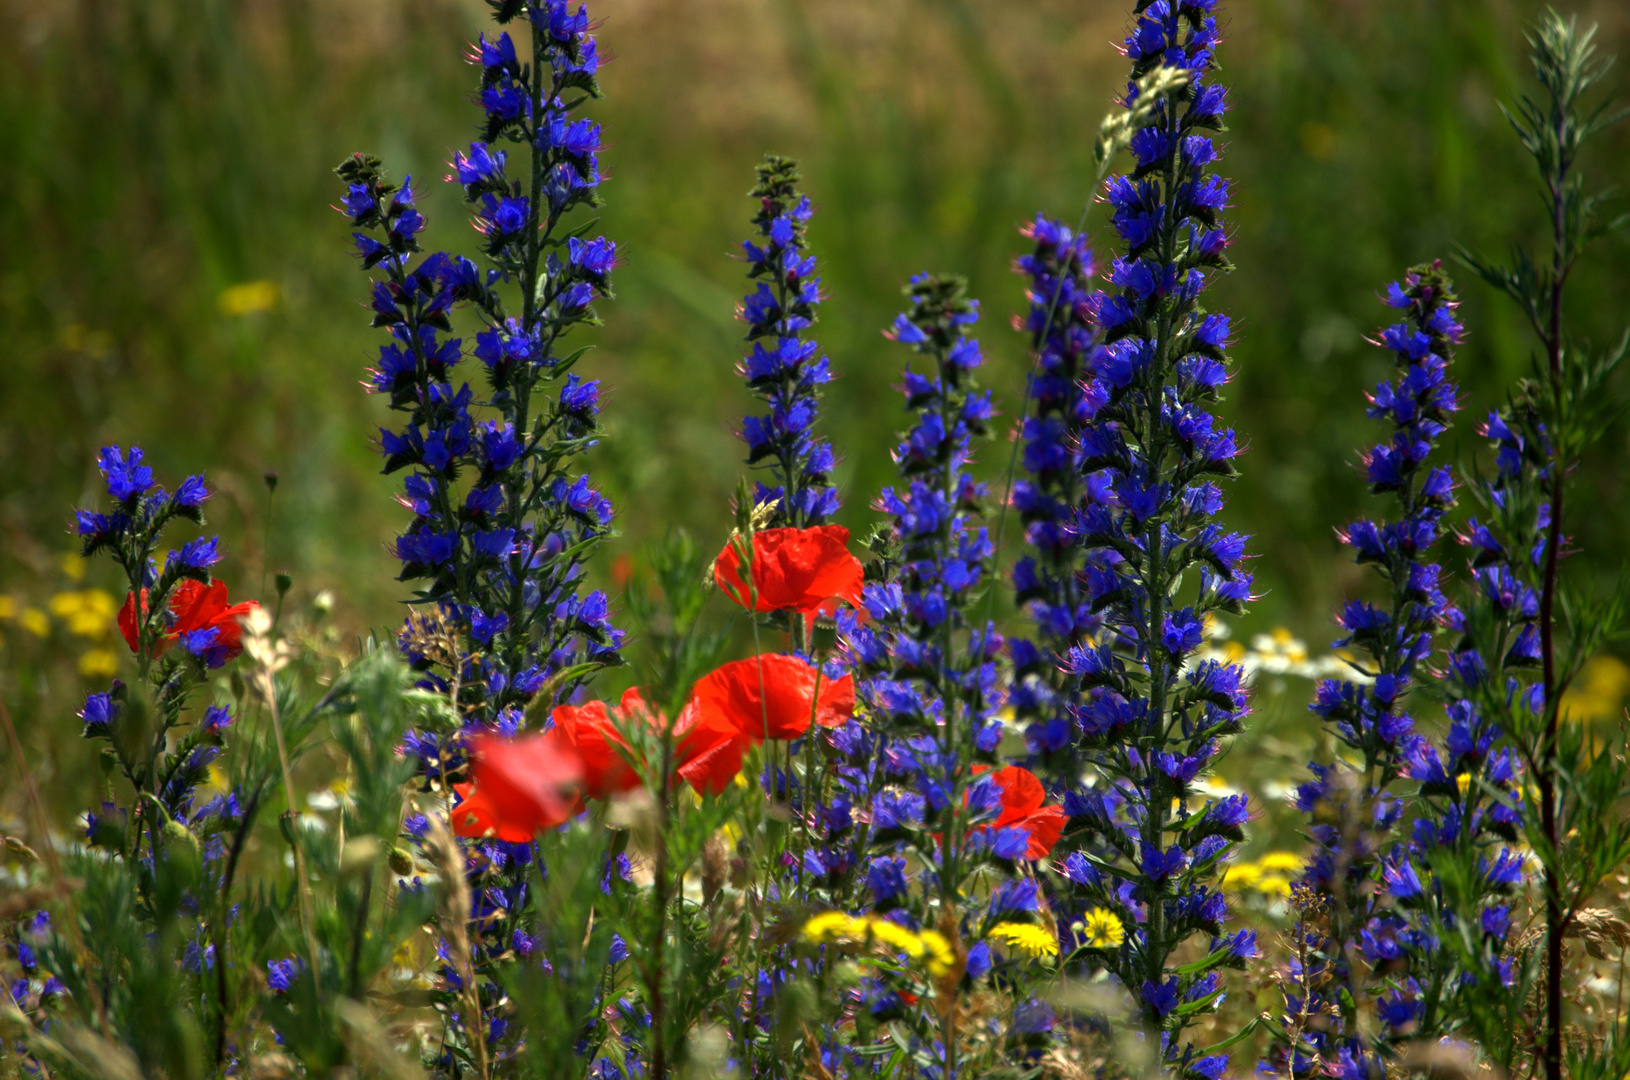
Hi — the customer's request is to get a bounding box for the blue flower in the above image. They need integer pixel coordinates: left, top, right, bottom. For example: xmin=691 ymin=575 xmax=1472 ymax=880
xmin=731 ymin=157 xmax=840 ymax=528
xmin=1141 ymin=978 xmax=1181 ymax=1019
xmin=866 ymin=856 xmax=909 ymax=909
xmin=168 ymin=536 xmax=221 ymax=571
xmin=99 ymin=446 xmax=155 ymax=503
xmin=266 ymin=958 xmax=300 ymax=994
xmin=79 ymin=691 xmax=117 ymax=736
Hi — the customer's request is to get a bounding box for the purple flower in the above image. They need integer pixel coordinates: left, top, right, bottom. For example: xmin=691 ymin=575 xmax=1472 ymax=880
xmin=99 ymin=445 xmax=155 ymax=502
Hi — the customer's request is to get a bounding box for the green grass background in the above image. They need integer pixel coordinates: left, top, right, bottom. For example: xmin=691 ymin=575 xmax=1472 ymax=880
xmin=2 ymin=0 xmax=1628 ymax=818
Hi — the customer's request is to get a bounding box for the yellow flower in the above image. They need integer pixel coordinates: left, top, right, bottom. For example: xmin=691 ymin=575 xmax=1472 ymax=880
xmin=52 ymin=590 xmax=117 ymax=639
xmin=917 ymin=930 xmax=955 ymax=977
xmin=77 ymin=649 xmax=119 ymax=680
xmin=868 ymin=917 xmax=927 ymax=959
xmin=19 ymin=607 xmax=49 ymax=638
xmin=1077 ymin=907 xmax=1125 ymax=949
xmin=987 ymin=922 xmax=1058 ymax=959
xmin=59 ymin=553 xmax=86 ymax=583
xmin=1257 ymin=873 xmax=1292 ymax=898
xmin=1455 ymin=773 xmax=1473 ymax=798
xmin=802 ymin=912 xmax=860 ymax=944
xmin=1256 ymin=851 xmax=1305 ymax=874
xmin=0 ymin=595 xmax=17 ymax=620
xmin=1220 ymin=862 xmax=1262 ymax=891
xmin=218 ymin=280 xmax=280 ymax=317
xmin=1561 ymin=655 xmax=1630 ymax=724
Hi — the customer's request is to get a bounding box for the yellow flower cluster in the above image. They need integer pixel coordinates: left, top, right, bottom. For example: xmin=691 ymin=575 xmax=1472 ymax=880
xmin=801 ymin=912 xmax=955 ymax=976
xmin=0 ymin=588 xmax=121 ymax=678
xmin=987 ymin=922 xmax=1059 ymax=959
xmin=1220 ymin=851 xmax=1305 ymax=898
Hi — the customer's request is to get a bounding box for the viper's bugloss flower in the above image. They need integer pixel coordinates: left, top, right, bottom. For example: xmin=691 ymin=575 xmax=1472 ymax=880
xmin=832 ymin=274 xmax=1011 ymax=1072
xmin=98 ymin=446 xmax=155 ymax=503
xmin=266 ymin=958 xmax=301 ymax=995
xmin=1006 ymin=214 xmax=1111 ymax=772
xmin=337 ymin=7 xmax=623 ymax=1055
xmin=1277 ymin=264 xmax=1523 ymax=1076
xmin=734 ymin=156 xmax=840 ymax=527
xmin=713 ymin=525 xmax=865 ymax=614
xmin=79 ymin=691 xmax=117 ymax=737
xmin=1051 ymin=0 xmax=1252 ymax=1058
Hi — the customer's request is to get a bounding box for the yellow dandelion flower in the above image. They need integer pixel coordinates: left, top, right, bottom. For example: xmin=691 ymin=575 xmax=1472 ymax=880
xmin=19 ymin=607 xmax=50 ymax=638
xmin=49 ymin=592 xmax=84 ymax=618
xmin=1455 ymin=773 xmax=1473 ymax=798
xmin=59 ymin=553 xmax=86 ymax=583
xmin=1256 ymin=851 xmax=1305 ymax=874
xmin=802 ymin=912 xmax=860 ymax=944
xmin=77 ymin=649 xmax=119 ymax=680
xmin=1257 ymin=873 xmax=1292 ymax=897
xmin=0 ymin=595 xmax=15 ymax=620
xmin=987 ymin=922 xmax=1058 ymax=959
xmin=867 ymin=917 xmax=927 ymax=959
xmin=1220 ymin=862 xmax=1262 ymax=891
xmin=1078 ymin=907 xmax=1125 ymax=948
xmin=917 ymin=929 xmax=955 ymax=977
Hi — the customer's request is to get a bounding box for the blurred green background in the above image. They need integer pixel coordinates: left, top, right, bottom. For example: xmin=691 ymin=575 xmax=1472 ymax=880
xmin=2 ymin=0 xmax=1629 ymax=821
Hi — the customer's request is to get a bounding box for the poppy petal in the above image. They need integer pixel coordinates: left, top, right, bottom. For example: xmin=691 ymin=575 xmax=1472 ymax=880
xmin=691 ymin=654 xmax=854 ymax=742
xmin=712 ymin=526 xmax=864 ymax=615
xmin=466 ymin=731 xmax=584 ymax=836
xmin=1020 ymin=806 xmax=1067 ymax=859
xmin=992 ymin=765 xmax=1047 ymax=825
xmin=118 ymin=590 xmax=144 ymax=652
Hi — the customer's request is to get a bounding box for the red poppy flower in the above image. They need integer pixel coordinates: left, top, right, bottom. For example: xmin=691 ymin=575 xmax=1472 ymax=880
xmin=689 ymin=654 xmax=855 ymax=742
xmin=549 ymin=688 xmax=752 ymax=800
xmin=549 ymin=688 xmax=649 ymax=799
xmin=452 ymin=731 xmax=583 ymax=842
xmin=713 ymin=526 xmax=865 ymax=615
xmin=975 ymin=765 xmax=1066 ymax=860
xmin=119 ymin=580 xmax=260 ymax=663
xmin=673 ymin=701 xmax=753 ymax=797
